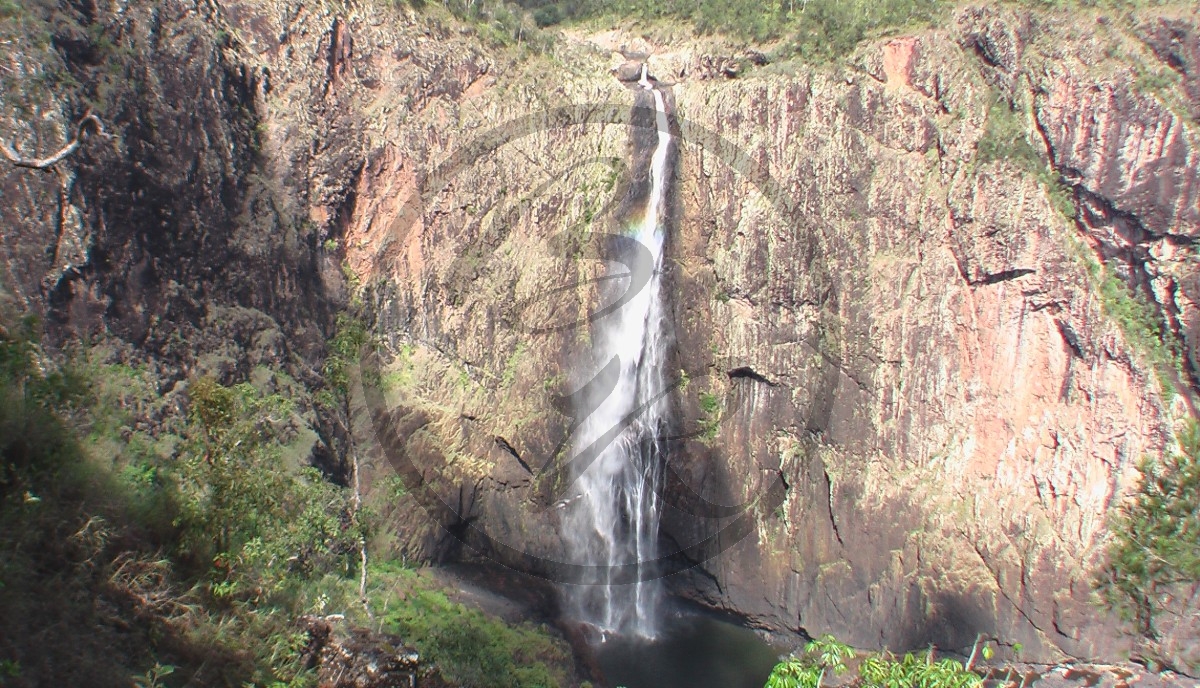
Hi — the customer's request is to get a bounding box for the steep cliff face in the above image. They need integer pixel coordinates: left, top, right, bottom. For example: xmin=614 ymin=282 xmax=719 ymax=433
xmin=323 ymin=5 xmax=1200 ymax=665
xmin=0 ymin=0 xmax=343 ymax=482
xmin=4 ymin=0 xmax=1198 ymax=670
xmin=658 ymin=8 xmax=1200 ymax=665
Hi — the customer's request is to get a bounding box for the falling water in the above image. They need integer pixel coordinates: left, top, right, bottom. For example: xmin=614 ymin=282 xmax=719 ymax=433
xmin=563 ymin=65 xmax=673 ymax=639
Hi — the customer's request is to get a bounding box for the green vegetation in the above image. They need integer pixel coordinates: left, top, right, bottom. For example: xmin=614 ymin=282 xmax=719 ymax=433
xmin=175 ymin=377 xmax=362 ymax=597
xmin=514 ymin=0 xmax=1179 ymax=64
xmin=698 ymin=391 xmax=722 ymax=440
xmin=976 ymin=99 xmax=1043 ymax=171
xmin=858 ymin=652 xmax=983 ymax=688
xmin=976 ymin=97 xmax=1076 ymax=220
xmin=1096 ymin=267 xmax=1184 ymax=389
xmin=0 ymin=315 xmax=572 ymax=686
xmin=377 ymin=565 xmax=571 ymax=688
xmin=766 ymin=635 xmax=989 ymax=688
xmin=0 ymin=0 xmax=23 ymax=19
xmin=766 ymin=634 xmax=852 ymax=688
xmin=518 ymin=0 xmax=945 ymax=62
xmin=1064 ymin=243 xmax=1186 ymax=395
xmin=1099 ymin=422 xmax=1200 ymax=649
xmin=0 ymin=318 xmax=362 ymax=684
xmin=389 ymin=0 xmax=553 ymax=52
xmin=318 ymin=313 xmax=369 ymax=408
xmin=503 ymin=343 xmax=528 ymax=387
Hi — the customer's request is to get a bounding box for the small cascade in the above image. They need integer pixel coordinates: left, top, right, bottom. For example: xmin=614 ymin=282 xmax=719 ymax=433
xmin=562 ymin=63 xmax=673 ymax=640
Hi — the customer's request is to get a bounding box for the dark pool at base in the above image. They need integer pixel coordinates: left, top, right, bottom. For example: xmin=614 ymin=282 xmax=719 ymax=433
xmin=591 ymin=612 xmax=781 ymax=688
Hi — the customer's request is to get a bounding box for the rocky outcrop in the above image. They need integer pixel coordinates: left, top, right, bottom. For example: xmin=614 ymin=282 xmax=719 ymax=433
xmin=0 ymin=0 xmax=343 ymax=481
xmin=300 ymin=616 xmax=420 ymax=688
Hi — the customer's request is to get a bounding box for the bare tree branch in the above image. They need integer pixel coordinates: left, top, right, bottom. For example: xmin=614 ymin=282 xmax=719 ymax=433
xmin=1 ymin=113 xmax=106 ymax=170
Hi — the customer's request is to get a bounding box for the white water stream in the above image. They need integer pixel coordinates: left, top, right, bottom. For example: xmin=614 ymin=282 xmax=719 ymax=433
xmin=563 ymin=65 xmax=673 ymax=639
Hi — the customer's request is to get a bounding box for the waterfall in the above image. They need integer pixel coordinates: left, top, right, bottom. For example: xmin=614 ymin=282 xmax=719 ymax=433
xmin=563 ymin=64 xmax=672 ymax=640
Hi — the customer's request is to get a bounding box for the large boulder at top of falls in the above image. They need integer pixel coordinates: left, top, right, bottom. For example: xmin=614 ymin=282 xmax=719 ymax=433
xmin=613 ymin=60 xmax=644 ymax=82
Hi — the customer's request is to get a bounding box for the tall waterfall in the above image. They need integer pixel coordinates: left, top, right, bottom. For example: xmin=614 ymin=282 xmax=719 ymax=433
xmin=563 ymin=65 xmax=672 ymax=640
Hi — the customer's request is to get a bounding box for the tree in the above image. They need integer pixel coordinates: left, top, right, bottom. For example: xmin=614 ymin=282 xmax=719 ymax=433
xmin=1099 ymin=422 xmax=1200 ymax=639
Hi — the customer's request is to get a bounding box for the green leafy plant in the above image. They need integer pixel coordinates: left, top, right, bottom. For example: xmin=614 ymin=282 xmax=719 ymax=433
xmin=768 ymin=635 xmax=984 ymax=688
xmin=1099 ymin=421 xmax=1200 ymax=639
xmin=766 ymin=658 xmax=824 ymax=688
xmin=132 ymin=662 xmax=174 ymax=688
xmin=808 ymin=634 xmax=853 ymax=684
xmin=766 ymin=634 xmax=853 ymax=688
xmin=318 ymin=313 xmax=369 ymax=408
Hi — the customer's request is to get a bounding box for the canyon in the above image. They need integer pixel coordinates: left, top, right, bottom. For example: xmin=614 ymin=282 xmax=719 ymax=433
xmin=2 ymin=0 xmax=1199 ymax=676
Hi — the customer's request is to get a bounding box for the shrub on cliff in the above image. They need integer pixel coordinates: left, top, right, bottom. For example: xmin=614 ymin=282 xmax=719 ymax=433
xmin=1099 ymin=422 xmax=1200 ymax=644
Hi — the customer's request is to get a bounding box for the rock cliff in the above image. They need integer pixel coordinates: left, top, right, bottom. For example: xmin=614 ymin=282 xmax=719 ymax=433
xmin=3 ymin=0 xmax=1198 ymax=670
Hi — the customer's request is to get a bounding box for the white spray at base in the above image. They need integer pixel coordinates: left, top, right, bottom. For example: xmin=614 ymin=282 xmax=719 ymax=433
xmin=562 ymin=64 xmax=673 ymax=640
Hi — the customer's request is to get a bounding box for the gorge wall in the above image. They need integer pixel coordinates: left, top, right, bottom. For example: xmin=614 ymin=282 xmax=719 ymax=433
xmin=3 ymin=0 xmax=1199 ymax=670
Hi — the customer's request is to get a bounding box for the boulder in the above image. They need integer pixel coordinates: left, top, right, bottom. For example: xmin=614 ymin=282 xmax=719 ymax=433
xmin=300 ymin=615 xmax=420 ymax=688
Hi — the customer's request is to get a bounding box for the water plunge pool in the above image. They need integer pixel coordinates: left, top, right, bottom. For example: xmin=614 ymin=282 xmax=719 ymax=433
xmin=589 ymin=607 xmax=781 ymax=688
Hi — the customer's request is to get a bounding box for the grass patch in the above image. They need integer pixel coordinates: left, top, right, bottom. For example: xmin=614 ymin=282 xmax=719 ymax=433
xmin=977 ymin=99 xmax=1043 ymax=170
xmin=373 ymin=564 xmax=571 ymax=687
xmin=976 ymin=97 xmax=1077 ymax=220
xmin=503 ymin=343 xmax=528 ymax=387
xmin=698 ymin=391 xmax=722 ymax=440
xmin=1096 ymin=266 xmax=1185 ymax=393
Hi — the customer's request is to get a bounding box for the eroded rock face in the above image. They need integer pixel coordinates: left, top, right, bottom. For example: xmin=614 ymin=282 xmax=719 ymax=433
xmin=5 ymin=0 xmax=1200 ymax=668
xmin=655 ymin=8 xmax=1200 ymax=664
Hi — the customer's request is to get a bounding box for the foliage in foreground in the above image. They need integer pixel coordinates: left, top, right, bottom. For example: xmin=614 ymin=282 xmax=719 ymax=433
xmin=1099 ymin=422 xmax=1200 ymax=646
xmin=765 ymin=635 xmax=985 ymax=688
xmin=0 ymin=316 xmax=571 ymax=687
